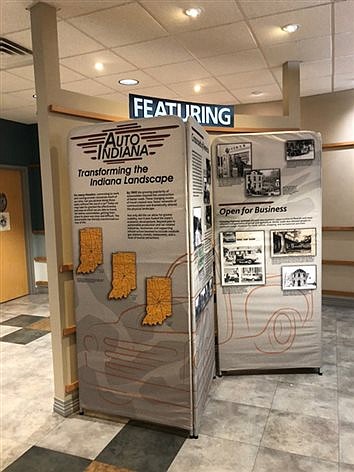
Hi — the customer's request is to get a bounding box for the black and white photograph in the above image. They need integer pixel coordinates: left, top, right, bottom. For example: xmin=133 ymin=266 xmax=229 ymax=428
xmin=205 ymin=158 xmax=211 ymax=184
xmin=241 ymin=267 xmax=263 ymax=283
xmin=245 ymin=168 xmax=281 ymax=197
xmin=193 ymin=207 xmax=202 ymax=249
xmin=203 ymin=182 xmax=210 ymax=204
xmin=286 ymin=139 xmax=315 ymax=161
xmin=216 ymin=142 xmax=252 ymax=182
xmin=205 ymin=205 xmax=212 ymax=229
xmin=282 ymin=265 xmax=317 ymax=290
xmin=271 ymin=228 xmax=316 ymax=257
xmin=220 ymin=230 xmax=265 ymax=286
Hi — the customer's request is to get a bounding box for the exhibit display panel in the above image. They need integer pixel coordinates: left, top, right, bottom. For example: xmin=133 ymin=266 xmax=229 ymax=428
xmin=212 ymin=132 xmax=322 ymax=372
xmin=68 ymin=116 xmax=214 ymax=434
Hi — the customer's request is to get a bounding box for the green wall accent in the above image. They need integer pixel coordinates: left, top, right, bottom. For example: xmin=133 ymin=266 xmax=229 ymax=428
xmin=0 ymin=118 xmax=44 ymax=231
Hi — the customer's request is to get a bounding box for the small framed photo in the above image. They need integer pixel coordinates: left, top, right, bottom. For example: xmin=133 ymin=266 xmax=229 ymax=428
xmin=281 ymin=265 xmax=317 ymax=290
xmin=193 ymin=207 xmax=202 ymax=249
xmin=286 ymin=139 xmax=315 ymax=161
xmin=271 ymin=228 xmax=316 ymax=257
xmin=216 ymin=142 xmax=252 ymax=181
xmin=245 ymin=168 xmax=281 ymax=197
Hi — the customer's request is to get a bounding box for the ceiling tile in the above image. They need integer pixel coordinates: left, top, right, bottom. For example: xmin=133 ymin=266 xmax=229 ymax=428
xmin=300 ymin=76 xmax=331 ymax=96
xmin=55 ymin=1 xmax=129 ymax=19
xmin=231 ymin=83 xmax=282 ymax=103
xmin=334 ymin=72 xmax=354 ymax=91
xmin=3 ymin=29 xmax=32 ymax=51
xmin=62 ymin=79 xmax=115 ymax=96
xmin=0 ymin=107 xmax=37 ymax=123
xmin=335 ymin=32 xmax=354 ymax=57
xmin=69 ymin=3 xmax=167 ymax=48
xmin=57 ymin=21 xmax=104 ymax=58
xmin=1 ymin=92 xmax=30 ymax=110
xmin=140 ymin=0 xmax=242 ymax=33
xmin=335 ymin=0 xmax=354 ymax=34
xmin=175 ymin=21 xmax=256 ymax=59
xmin=218 ymin=69 xmax=276 ymax=90
xmin=250 ymin=4 xmax=331 ymax=47
xmin=0 ymin=0 xmax=30 ymax=35
xmin=200 ymin=49 xmax=267 ymax=76
xmin=183 ymin=90 xmax=239 ymax=104
xmin=0 ymin=71 xmax=34 ymax=93
xmin=239 ymin=0 xmax=330 ymax=19
xmin=272 ymin=59 xmax=332 ymax=83
xmin=335 ymin=55 xmax=354 ymax=74
xmin=168 ymin=77 xmax=226 ymax=96
xmin=95 ymin=70 xmax=157 ymax=91
xmin=113 ymin=37 xmax=193 ymax=68
xmin=144 ymin=60 xmax=211 ymax=84
xmin=5 ymin=65 xmax=35 ymax=82
xmin=95 ymin=91 xmax=127 ymax=101
xmin=262 ymin=36 xmax=332 ymax=67
xmin=126 ymin=85 xmax=179 ymax=100
xmin=7 ymin=89 xmax=37 ymax=103
xmin=59 ymin=65 xmax=86 ymax=83
xmin=60 ymin=50 xmax=136 ymax=78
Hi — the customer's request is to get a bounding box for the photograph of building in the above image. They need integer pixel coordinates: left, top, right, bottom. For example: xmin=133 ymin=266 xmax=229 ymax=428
xmin=282 ymin=265 xmax=317 ymax=290
xmin=216 ymin=143 xmax=252 ymax=182
xmin=245 ymin=169 xmax=281 ymax=197
xmin=271 ymin=228 xmax=316 ymax=257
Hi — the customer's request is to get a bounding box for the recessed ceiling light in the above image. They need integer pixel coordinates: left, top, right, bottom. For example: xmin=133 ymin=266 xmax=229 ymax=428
xmin=94 ymin=62 xmax=104 ymax=71
xmin=194 ymin=84 xmax=201 ymax=93
xmin=118 ymin=78 xmax=139 ymax=86
xmin=184 ymin=7 xmax=202 ymax=18
xmin=281 ymin=23 xmax=301 ymax=33
xmin=251 ymin=90 xmax=263 ymax=96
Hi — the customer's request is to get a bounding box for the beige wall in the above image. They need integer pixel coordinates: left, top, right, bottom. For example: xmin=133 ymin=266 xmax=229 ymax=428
xmin=300 ymin=90 xmax=354 ymax=296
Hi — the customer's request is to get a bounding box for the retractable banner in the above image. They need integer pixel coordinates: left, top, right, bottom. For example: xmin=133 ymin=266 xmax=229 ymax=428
xmin=68 ymin=116 xmax=214 ymax=434
xmin=212 ymin=132 xmax=322 ymax=371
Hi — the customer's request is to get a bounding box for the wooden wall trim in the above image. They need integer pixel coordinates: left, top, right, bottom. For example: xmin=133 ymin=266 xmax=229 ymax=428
xmin=34 ymin=256 xmax=47 ymax=263
xmin=322 ymin=290 xmax=354 ymax=298
xmin=323 ymin=227 xmax=354 ymax=231
xmin=65 ymin=381 xmax=79 ymax=394
xmin=323 ymin=260 xmax=354 ymax=266
xmin=63 ymin=325 xmax=76 ymax=337
xmin=49 ymin=104 xmax=126 ymax=122
xmin=322 ymin=141 xmax=354 ymax=150
xmin=59 ymin=263 xmax=74 ymax=273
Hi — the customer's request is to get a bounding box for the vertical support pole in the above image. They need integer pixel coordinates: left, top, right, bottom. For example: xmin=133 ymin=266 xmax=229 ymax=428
xmin=30 ymin=2 xmax=78 ymax=416
xmin=283 ymin=61 xmax=301 ymax=127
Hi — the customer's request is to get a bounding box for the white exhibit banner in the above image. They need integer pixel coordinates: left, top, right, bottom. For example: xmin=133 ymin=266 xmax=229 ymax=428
xmin=212 ymin=131 xmax=322 ymax=371
xmin=68 ymin=116 xmax=214 ymax=434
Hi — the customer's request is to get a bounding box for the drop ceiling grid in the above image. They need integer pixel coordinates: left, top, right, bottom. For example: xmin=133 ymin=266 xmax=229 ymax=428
xmin=0 ymin=0 xmax=353 ymax=123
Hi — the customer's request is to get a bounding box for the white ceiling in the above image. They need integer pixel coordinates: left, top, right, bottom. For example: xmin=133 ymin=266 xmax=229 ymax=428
xmin=0 ymin=0 xmax=353 ymax=124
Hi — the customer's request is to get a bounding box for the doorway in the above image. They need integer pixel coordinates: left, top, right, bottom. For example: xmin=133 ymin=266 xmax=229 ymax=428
xmin=0 ymin=167 xmax=29 ymax=302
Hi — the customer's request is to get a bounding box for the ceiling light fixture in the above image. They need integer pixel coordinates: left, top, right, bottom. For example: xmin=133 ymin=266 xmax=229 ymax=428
xmin=194 ymin=84 xmax=201 ymax=93
xmin=281 ymin=23 xmax=301 ymax=33
xmin=94 ymin=62 xmax=104 ymax=71
xmin=184 ymin=7 xmax=202 ymax=18
xmin=118 ymin=78 xmax=139 ymax=86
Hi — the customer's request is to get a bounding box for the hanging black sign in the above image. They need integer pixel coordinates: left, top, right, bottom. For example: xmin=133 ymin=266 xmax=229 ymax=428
xmin=129 ymin=94 xmax=234 ymax=128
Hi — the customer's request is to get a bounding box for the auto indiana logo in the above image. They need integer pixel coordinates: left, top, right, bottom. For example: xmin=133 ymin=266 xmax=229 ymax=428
xmin=71 ymin=122 xmax=179 ymax=163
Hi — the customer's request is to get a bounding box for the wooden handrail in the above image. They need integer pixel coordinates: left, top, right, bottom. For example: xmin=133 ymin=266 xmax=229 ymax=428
xmin=59 ymin=264 xmax=74 ymax=273
xmin=322 ymin=141 xmax=354 ymax=150
xmin=63 ymin=325 xmax=76 ymax=337
xmin=323 ymin=227 xmax=354 ymax=231
xmin=323 ymin=260 xmax=354 ymax=266
xmin=49 ymin=104 xmax=126 ymax=122
xmin=34 ymin=256 xmax=47 ymax=263
xmin=323 ymin=290 xmax=354 ymax=298
xmin=65 ymin=381 xmax=79 ymax=394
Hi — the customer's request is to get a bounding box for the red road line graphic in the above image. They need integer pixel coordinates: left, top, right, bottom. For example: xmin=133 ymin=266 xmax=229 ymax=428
xmin=71 ymin=132 xmax=109 ymax=140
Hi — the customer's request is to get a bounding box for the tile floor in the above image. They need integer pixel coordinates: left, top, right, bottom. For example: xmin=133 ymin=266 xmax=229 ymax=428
xmin=1 ymin=296 xmax=354 ymax=471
